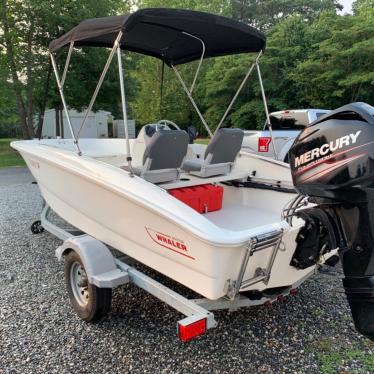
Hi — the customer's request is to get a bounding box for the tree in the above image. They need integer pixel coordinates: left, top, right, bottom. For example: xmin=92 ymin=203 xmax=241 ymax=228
xmin=198 ymin=14 xmax=311 ymax=131
xmin=352 ymin=0 xmax=374 ymax=17
xmin=291 ymin=9 xmax=374 ymax=108
xmin=2 ymin=0 xmax=372 ymax=139
xmin=138 ymin=0 xmax=231 ymax=15
xmin=231 ymin=0 xmax=342 ymax=31
xmin=0 ymin=56 xmax=20 ymax=137
xmin=0 ymin=0 xmax=130 ymax=139
xmin=260 ymin=14 xmax=310 ymax=109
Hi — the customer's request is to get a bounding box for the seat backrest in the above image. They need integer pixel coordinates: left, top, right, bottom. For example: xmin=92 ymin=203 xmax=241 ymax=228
xmin=143 ymin=129 xmax=189 ymax=170
xmin=204 ymin=128 xmax=244 ymax=164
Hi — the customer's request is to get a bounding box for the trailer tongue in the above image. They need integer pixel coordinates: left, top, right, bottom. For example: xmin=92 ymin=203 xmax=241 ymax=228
xmin=289 ymin=102 xmax=374 ymax=341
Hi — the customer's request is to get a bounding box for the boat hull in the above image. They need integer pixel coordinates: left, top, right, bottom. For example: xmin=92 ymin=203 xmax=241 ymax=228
xmin=14 ymin=141 xmax=318 ymax=300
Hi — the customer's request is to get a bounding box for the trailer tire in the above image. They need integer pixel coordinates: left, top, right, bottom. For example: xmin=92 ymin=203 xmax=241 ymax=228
xmin=65 ymin=251 xmax=112 ymax=322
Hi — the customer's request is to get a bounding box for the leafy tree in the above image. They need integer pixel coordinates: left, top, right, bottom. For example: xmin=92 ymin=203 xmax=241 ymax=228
xmin=231 ymin=0 xmax=342 ymax=30
xmin=352 ymin=0 xmax=374 ymax=16
xmin=291 ymin=9 xmax=374 ymax=108
xmin=0 ymin=0 xmax=130 ymax=139
xmin=1 ymin=0 xmax=373 ymax=139
xmin=198 ymin=15 xmax=311 ymax=131
xmin=260 ymin=14 xmax=310 ymax=109
xmin=138 ymin=0 xmax=231 ymax=15
xmin=0 ymin=58 xmax=20 ymax=137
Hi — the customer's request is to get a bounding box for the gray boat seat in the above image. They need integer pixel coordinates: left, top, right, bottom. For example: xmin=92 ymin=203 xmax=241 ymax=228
xmin=182 ymin=128 xmax=244 ymax=177
xmin=123 ymin=129 xmax=189 ymax=184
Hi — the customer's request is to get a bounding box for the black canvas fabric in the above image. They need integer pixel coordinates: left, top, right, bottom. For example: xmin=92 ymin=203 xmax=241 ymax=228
xmin=49 ymin=8 xmax=266 ymax=65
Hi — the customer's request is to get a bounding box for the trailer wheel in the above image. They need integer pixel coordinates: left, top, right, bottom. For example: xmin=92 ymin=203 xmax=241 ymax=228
xmin=31 ymin=220 xmax=44 ymax=234
xmin=65 ymin=251 xmax=112 ymax=322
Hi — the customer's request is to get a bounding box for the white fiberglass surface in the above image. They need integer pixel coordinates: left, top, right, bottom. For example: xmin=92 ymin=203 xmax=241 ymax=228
xmin=204 ymin=185 xmax=295 ymax=231
xmin=38 ymin=138 xmax=133 ymax=157
xmin=204 ymin=203 xmax=279 ymax=231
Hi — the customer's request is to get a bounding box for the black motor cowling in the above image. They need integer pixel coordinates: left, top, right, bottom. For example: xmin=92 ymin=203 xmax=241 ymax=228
xmin=289 ymin=102 xmax=374 ymax=341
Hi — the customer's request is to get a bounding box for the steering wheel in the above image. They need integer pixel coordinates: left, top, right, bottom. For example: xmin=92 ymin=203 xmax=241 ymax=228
xmin=157 ymin=119 xmax=181 ymax=131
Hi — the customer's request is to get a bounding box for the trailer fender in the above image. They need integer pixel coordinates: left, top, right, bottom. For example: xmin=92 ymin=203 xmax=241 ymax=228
xmin=56 ymin=235 xmax=129 ymax=288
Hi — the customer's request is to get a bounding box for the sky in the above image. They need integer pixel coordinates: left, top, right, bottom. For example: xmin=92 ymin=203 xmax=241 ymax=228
xmin=340 ymin=0 xmax=353 ymax=13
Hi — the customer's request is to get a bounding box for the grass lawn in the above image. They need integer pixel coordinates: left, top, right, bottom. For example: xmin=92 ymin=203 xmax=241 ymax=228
xmin=0 ymin=138 xmax=25 ymax=168
xmin=195 ymin=138 xmax=209 ymax=145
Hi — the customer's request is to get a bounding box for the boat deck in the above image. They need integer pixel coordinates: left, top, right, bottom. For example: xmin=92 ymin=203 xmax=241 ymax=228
xmin=205 ymin=202 xmax=279 ymax=231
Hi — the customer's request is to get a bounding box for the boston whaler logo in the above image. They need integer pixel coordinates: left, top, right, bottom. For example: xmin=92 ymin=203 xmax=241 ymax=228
xmin=295 ymin=130 xmax=361 ymax=169
xmin=29 ymin=159 xmax=40 ymax=169
xmin=145 ymin=227 xmax=195 ymax=260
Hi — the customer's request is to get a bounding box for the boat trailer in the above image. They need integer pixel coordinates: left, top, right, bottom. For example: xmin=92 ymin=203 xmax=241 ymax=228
xmin=31 ymin=204 xmax=309 ymax=342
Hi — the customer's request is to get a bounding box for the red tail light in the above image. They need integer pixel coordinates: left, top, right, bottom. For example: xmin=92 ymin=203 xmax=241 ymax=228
xmin=258 ymin=137 xmax=272 ymax=152
xmin=178 ymin=318 xmax=207 ymax=342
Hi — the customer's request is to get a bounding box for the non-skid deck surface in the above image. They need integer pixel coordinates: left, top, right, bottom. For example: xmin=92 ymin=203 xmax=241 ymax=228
xmin=204 ymin=202 xmax=279 ymax=231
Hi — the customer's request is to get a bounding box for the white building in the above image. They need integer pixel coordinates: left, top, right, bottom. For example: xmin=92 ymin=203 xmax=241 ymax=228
xmin=41 ymin=109 xmax=136 ymax=139
xmin=113 ymin=119 xmax=136 ymax=139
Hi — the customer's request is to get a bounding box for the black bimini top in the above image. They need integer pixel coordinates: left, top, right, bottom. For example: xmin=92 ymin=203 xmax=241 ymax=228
xmin=49 ymin=8 xmax=266 ymax=66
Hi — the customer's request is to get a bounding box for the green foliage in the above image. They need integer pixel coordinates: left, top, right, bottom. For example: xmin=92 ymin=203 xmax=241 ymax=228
xmin=129 ymin=55 xmax=195 ymax=128
xmin=231 ymin=0 xmax=342 ymax=30
xmin=0 ymin=0 xmax=130 ymax=138
xmin=353 ymin=0 xmax=374 ymax=16
xmin=139 ymin=0 xmax=231 ymax=15
xmin=1 ymin=0 xmax=373 ymax=139
xmin=291 ymin=9 xmax=374 ymax=108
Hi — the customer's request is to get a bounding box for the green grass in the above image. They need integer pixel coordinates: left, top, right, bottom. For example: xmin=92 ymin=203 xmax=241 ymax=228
xmin=195 ymin=138 xmax=209 ymax=145
xmin=0 ymin=138 xmax=25 ymax=168
xmin=309 ymin=336 xmax=374 ymax=374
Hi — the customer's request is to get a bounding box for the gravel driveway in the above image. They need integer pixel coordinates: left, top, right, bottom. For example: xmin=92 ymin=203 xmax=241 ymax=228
xmin=0 ymin=176 xmax=373 ymax=373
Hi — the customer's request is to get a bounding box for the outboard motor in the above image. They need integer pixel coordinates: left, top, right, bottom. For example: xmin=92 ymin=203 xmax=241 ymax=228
xmin=289 ymin=102 xmax=374 ymax=341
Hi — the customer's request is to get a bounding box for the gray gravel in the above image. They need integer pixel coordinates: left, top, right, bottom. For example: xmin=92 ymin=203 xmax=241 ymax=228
xmin=0 ymin=167 xmax=34 ymax=186
xmin=0 ymin=179 xmax=373 ymax=373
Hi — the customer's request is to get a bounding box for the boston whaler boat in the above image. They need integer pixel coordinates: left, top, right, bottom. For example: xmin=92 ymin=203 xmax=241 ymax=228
xmin=12 ymin=9 xmax=374 ymax=341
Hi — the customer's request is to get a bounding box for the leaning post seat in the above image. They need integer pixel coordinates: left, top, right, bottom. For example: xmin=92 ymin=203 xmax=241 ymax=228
xmin=124 ymin=129 xmax=189 ymax=184
xmin=182 ymin=128 xmax=244 ymax=177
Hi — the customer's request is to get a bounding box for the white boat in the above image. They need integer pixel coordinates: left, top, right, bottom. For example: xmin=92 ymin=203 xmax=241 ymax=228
xmin=12 ymin=9 xmax=374 ymax=341
xmin=12 ymin=134 xmax=302 ymax=298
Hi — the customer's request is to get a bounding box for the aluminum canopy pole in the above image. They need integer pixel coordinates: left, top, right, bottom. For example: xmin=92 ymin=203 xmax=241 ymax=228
xmin=61 ymin=41 xmax=74 ymax=87
xmin=117 ymin=47 xmax=133 ymax=173
xmin=172 ymin=65 xmax=213 ymax=138
xmin=181 ymin=32 xmax=206 ymax=95
xmin=256 ymin=56 xmax=278 ymax=158
xmin=50 ymin=53 xmax=81 ymax=155
xmin=76 ymin=32 xmax=123 ymax=141
xmin=214 ymin=51 xmax=262 ymax=135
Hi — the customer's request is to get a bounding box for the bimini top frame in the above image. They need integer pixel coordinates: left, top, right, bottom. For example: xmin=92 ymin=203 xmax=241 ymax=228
xmin=49 ymin=8 xmax=277 ymax=164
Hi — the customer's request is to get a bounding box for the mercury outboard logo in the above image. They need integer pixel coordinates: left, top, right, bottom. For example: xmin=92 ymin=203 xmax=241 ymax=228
xmin=295 ymin=130 xmax=361 ymax=168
